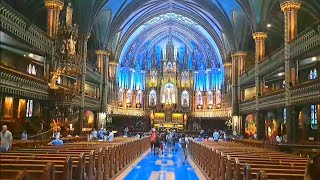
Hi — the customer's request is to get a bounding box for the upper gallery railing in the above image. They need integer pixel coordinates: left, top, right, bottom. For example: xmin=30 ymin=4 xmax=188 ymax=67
xmin=240 ymin=20 xmax=320 ymax=84
xmin=290 ymin=20 xmax=320 ymax=58
xmin=0 ymin=2 xmax=53 ymax=53
xmin=0 ymin=65 xmax=49 ymax=100
xmin=291 ymin=78 xmax=320 ymax=105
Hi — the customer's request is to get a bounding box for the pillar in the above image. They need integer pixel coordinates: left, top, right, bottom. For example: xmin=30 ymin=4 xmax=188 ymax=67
xmin=302 ymin=105 xmax=311 ymax=141
xmin=252 ymin=32 xmax=267 ymax=140
xmin=224 ymin=62 xmax=232 ymax=93
xmin=108 ymin=62 xmax=117 ymax=105
xmin=96 ymin=50 xmax=109 ymax=112
xmin=231 ymin=52 xmax=247 ymax=116
xmin=132 ymin=91 xmax=136 ymax=108
xmin=44 ymin=0 xmax=64 ymax=37
xmin=77 ymin=33 xmax=90 ymax=135
xmin=281 ymin=1 xmax=301 ymax=143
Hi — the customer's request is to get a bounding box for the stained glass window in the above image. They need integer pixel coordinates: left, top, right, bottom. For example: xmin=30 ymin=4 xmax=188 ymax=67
xmin=283 ymin=108 xmax=286 ymax=124
xmin=309 ymin=69 xmax=318 ymax=80
xmin=311 ymin=105 xmax=318 ymax=129
xmin=27 ymin=64 xmax=36 ymax=75
xmin=26 ymin=100 xmax=33 ymax=118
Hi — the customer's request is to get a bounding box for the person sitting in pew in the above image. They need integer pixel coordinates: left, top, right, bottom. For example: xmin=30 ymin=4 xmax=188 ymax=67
xmin=97 ymin=128 xmax=105 ymax=140
xmin=213 ymin=129 xmax=220 ymax=142
xmin=89 ymin=128 xmax=98 ymax=140
xmin=21 ymin=130 xmax=28 ymax=140
xmin=48 ymin=137 xmax=64 ymax=146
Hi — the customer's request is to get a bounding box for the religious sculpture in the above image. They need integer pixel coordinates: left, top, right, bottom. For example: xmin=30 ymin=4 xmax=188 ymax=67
xmin=67 ymin=34 xmax=76 ymax=55
xmin=66 ymin=3 xmax=73 ymax=26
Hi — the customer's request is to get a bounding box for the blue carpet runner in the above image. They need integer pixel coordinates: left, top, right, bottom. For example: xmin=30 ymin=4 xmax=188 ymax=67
xmin=123 ymin=144 xmax=201 ymax=180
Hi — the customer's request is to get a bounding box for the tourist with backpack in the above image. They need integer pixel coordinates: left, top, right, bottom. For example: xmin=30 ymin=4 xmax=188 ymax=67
xmin=179 ymin=133 xmax=189 ymax=165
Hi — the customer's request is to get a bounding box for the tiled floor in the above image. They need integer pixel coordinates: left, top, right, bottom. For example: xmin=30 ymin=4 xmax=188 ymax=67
xmin=118 ymin=144 xmax=206 ymax=180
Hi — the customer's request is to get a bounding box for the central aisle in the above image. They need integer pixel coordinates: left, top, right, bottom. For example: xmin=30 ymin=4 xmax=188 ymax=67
xmin=119 ymin=144 xmax=206 ymax=180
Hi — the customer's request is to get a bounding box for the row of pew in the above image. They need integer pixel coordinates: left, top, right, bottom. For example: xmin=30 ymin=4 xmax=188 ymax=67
xmin=189 ymin=140 xmax=310 ymax=180
xmin=0 ymin=137 xmax=150 ymax=180
xmin=11 ymin=137 xmax=88 ymax=150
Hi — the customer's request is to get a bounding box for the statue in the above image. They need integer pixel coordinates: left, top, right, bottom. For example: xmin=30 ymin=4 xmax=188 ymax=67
xmin=66 ymin=3 xmax=73 ymax=26
xmin=60 ymin=40 xmax=66 ymax=53
xmin=67 ymin=35 xmax=76 ymax=55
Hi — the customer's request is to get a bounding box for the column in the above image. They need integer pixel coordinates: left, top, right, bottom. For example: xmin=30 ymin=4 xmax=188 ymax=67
xmin=44 ymin=0 xmax=64 ymax=37
xmin=231 ymin=52 xmax=247 ymax=116
xmin=132 ymin=91 xmax=136 ymax=108
xmin=77 ymin=33 xmax=90 ymax=135
xmin=253 ymin=32 xmax=267 ymax=140
xmin=302 ymin=105 xmax=311 ymax=141
xmin=96 ymin=50 xmax=109 ymax=112
xmin=123 ymin=90 xmax=127 ymax=109
xmin=281 ymin=1 xmax=301 ymax=143
xmin=224 ymin=62 xmax=232 ymax=93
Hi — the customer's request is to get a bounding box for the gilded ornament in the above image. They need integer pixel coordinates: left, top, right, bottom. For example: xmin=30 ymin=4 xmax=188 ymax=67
xmin=252 ymin=32 xmax=267 ymax=40
xmin=231 ymin=51 xmax=247 ymax=58
xmin=280 ymin=1 xmax=301 ymax=12
xmin=44 ymin=0 xmax=64 ymax=10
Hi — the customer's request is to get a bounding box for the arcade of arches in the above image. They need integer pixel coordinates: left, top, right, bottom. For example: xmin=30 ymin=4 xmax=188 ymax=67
xmin=0 ymin=0 xmax=320 ymax=179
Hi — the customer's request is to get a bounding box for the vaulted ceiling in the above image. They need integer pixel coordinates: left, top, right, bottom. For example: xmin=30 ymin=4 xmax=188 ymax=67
xmin=4 ymin=0 xmax=320 ymax=64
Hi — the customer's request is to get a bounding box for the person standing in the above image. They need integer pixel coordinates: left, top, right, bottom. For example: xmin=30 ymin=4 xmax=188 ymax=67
xmin=108 ymin=130 xmax=114 ymax=141
xmin=213 ymin=129 xmax=220 ymax=142
xmin=179 ymin=133 xmax=189 ymax=165
xmin=167 ymin=130 xmax=175 ymax=154
xmin=0 ymin=125 xmax=13 ymax=152
xmin=150 ymin=128 xmax=157 ymax=155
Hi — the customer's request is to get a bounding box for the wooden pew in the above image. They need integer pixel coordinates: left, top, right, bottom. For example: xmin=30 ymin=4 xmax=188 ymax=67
xmin=0 ymin=170 xmax=29 ymax=180
xmin=189 ymin=140 xmax=309 ymax=180
xmin=0 ymin=137 xmax=151 ymax=180
xmin=0 ymin=163 xmax=54 ymax=180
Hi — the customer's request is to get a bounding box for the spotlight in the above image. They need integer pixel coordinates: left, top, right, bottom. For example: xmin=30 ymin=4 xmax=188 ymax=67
xmin=28 ymin=53 xmax=34 ymax=58
xmin=311 ymin=57 xmax=316 ymax=61
xmin=267 ymin=24 xmax=272 ymax=28
xmin=278 ymin=72 xmax=283 ymax=76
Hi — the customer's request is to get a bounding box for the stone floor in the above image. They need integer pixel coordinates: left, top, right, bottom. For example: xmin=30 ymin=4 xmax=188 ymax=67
xmin=116 ymin=144 xmax=206 ymax=180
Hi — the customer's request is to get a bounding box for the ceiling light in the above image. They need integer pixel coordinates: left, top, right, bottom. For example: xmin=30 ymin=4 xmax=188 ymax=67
xmin=278 ymin=72 xmax=283 ymax=76
xmin=267 ymin=24 xmax=272 ymax=28
xmin=28 ymin=53 xmax=34 ymax=58
xmin=311 ymin=57 xmax=317 ymax=61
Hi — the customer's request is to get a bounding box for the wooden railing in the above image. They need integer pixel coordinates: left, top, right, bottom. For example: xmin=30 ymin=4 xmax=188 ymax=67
xmin=290 ymin=20 xmax=320 ymax=58
xmin=0 ymin=2 xmax=53 ymax=53
xmin=240 ymin=79 xmax=319 ymax=112
xmin=291 ymin=78 xmax=320 ymax=105
xmin=240 ymin=21 xmax=320 ymax=86
xmin=0 ymin=66 xmax=49 ymax=100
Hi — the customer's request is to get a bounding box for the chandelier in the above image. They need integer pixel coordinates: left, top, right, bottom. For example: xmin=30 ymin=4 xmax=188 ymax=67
xmin=49 ymin=3 xmax=82 ymax=89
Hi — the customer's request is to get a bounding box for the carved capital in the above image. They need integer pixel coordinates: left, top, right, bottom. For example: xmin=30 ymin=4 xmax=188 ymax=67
xmin=44 ymin=0 xmax=64 ymax=10
xmin=95 ymin=50 xmax=109 ymax=56
xmin=252 ymin=32 xmax=267 ymax=40
xmin=224 ymin=62 xmax=232 ymax=67
xmin=280 ymin=1 xmax=301 ymax=12
xmin=108 ymin=61 xmax=118 ymax=66
xmin=231 ymin=51 xmax=247 ymax=58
